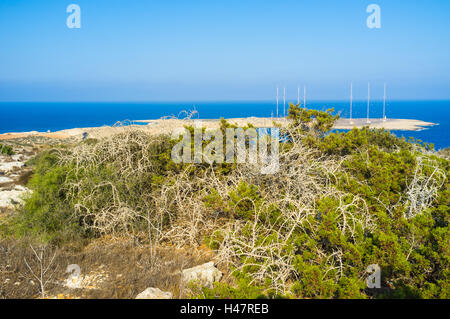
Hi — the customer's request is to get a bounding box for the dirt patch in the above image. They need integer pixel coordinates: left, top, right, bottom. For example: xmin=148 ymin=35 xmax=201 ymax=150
xmin=16 ymin=170 xmax=33 ymax=186
xmin=0 ymin=238 xmax=216 ymax=299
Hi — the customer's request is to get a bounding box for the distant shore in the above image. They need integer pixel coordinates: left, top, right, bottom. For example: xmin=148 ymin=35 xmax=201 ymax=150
xmin=0 ymin=117 xmax=436 ymax=141
xmin=333 ymin=118 xmax=436 ymax=131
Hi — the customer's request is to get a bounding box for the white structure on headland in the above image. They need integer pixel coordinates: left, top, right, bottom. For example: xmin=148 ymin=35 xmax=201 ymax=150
xmin=383 ymin=83 xmax=387 ymax=122
xmin=276 ymin=87 xmax=279 ymax=118
xmin=350 ymin=82 xmax=353 ymax=125
xmin=303 ymin=85 xmax=306 ymax=108
xmin=283 ymin=87 xmax=286 ymax=118
xmin=367 ymin=83 xmax=371 ymax=124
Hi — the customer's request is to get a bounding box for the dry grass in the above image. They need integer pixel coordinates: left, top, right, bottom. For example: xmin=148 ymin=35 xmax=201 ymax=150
xmin=0 ymin=238 xmax=214 ymax=299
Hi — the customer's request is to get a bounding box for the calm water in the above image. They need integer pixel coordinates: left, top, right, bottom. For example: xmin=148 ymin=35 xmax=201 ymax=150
xmin=0 ymin=100 xmax=449 ymax=150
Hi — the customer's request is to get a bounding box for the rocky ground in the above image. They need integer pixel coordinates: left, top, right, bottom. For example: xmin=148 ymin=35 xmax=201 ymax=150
xmin=0 ymin=136 xmax=77 ymax=216
xmin=0 ymin=141 xmax=37 ymax=217
xmin=0 ymin=136 xmax=74 ymax=215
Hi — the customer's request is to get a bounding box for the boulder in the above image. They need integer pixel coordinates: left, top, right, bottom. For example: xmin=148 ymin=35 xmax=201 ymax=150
xmin=181 ymin=262 xmax=222 ymax=288
xmin=135 ymin=287 xmax=173 ymax=299
xmin=0 ymin=186 xmax=30 ymax=209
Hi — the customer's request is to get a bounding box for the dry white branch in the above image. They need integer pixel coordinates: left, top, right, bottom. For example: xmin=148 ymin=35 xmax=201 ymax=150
xmin=23 ymin=245 xmax=58 ymax=299
xmin=404 ymin=156 xmax=446 ymax=219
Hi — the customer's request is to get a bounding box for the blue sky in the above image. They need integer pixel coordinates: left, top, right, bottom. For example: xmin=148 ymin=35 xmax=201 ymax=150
xmin=0 ymin=0 xmax=449 ymax=101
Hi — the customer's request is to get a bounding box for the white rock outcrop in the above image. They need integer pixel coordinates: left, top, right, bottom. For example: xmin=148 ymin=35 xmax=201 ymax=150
xmin=0 ymin=176 xmax=13 ymax=184
xmin=0 ymin=161 xmax=24 ymax=173
xmin=135 ymin=287 xmax=173 ymax=299
xmin=64 ymin=268 xmax=109 ymax=290
xmin=0 ymin=185 xmax=30 ymax=209
xmin=181 ymin=262 xmax=222 ymax=288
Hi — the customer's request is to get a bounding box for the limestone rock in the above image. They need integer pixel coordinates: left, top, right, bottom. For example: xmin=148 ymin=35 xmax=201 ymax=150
xmin=182 ymin=262 xmax=222 ymax=287
xmin=0 ymin=176 xmax=13 ymax=184
xmin=135 ymin=287 xmax=173 ymax=299
xmin=63 ymin=268 xmax=108 ymax=290
xmin=0 ymin=185 xmax=30 ymax=209
xmin=0 ymin=161 xmax=24 ymax=173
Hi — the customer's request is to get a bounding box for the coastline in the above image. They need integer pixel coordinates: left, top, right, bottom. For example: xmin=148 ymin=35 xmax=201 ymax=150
xmin=0 ymin=117 xmax=436 ymax=141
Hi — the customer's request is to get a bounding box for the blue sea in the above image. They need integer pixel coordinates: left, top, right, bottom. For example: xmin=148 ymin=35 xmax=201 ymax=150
xmin=0 ymin=101 xmax=449 ymax=150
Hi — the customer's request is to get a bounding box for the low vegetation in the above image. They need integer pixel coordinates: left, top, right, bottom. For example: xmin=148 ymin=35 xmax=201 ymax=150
xmin=0 ymin=103 xmax=448 ymax=299
xmin=0 ymin=144 xmax=14 ymax=155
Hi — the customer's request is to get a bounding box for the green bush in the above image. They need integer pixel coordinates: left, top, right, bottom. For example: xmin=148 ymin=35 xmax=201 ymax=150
xmin=191 ymin=276 xmax=271 ymax=299
xmin=287 ymin=103 xmax=339 ymax=137
xmin=228 ymin=181 xmax=262 ymax=220
xmin=2 ymin=150 xmax=84 ymax=244
xmin=0 ymin=143 xmax=14 ymax=155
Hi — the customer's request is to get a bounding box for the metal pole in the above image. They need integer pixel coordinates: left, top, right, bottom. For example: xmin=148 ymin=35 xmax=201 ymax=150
xmin=303 ymin=86 xmax=306 ymax=108
xmin=383 ymin=83 xmax=386 ymax=122
xmin=276 ymin=87 xmax=279 ymax=119
xmin=367 ymin=83 xmax=371 ymax=124
xmin=350 ymin=82 xmax=353 ymax=124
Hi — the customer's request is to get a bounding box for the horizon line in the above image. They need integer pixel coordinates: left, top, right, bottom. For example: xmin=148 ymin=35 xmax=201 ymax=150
xmin=1 ymin=98 xmax=450 ymax=104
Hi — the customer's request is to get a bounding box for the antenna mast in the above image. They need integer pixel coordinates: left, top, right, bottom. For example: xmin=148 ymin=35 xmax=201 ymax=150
xmin=367 ymin=83 xmax=371 ymax=124
xmin=303 ymin=85 xmax=306 ymax=108
xmin=276 ymin=87 xmax=279 ymax=119
xmin=283 ymin=87 xmax=286 ymax=118
xmin=383 ymin=83 xmax=386 ymax=122
xmin=350 ymin=82 xmax=353 ymax=124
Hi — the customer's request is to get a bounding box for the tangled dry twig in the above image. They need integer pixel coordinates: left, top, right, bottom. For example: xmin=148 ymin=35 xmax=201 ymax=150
xmin=404 ymin=156 xmax=446 ymax=219
xmin=53 ymin=120 xmax=381 ymax=294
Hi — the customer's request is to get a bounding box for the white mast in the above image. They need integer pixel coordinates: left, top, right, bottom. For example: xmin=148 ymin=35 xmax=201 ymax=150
xmin=383 ymin=83 xmax=387 ymax=122
xmin=283 ymin=87 xmax=286 ymax=118
xmin=276 ymin=87 xmax=279 ymax=118
xmin=350 ymin=82 xmax=353 ymax=125
xmin=367 ymin=82 xmax=371 ymax=124
xmin=297 ymin=87 xmax=300 ymax=105
xmin=303 ymin=85 xmax=306 ymax=108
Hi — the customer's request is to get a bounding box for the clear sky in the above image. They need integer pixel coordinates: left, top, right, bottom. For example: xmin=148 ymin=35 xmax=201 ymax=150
xmin=0 ymin=0 xmax=449 ymax=101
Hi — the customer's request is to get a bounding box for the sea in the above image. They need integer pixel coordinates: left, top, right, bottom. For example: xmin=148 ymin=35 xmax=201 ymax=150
xmin=0 ymin=100 xmax=449 ymax=150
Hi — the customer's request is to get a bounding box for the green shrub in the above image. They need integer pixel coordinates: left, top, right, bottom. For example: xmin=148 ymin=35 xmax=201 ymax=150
xmin=287 ymin=103 xmax=339 ymax=137
xmin=0 ymin=143 xmax=14 ymax=155
xmin=2 ymin=151 xmax=84 ymax=244
xmin=228 ymin=181 xmax=262 ymax=220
